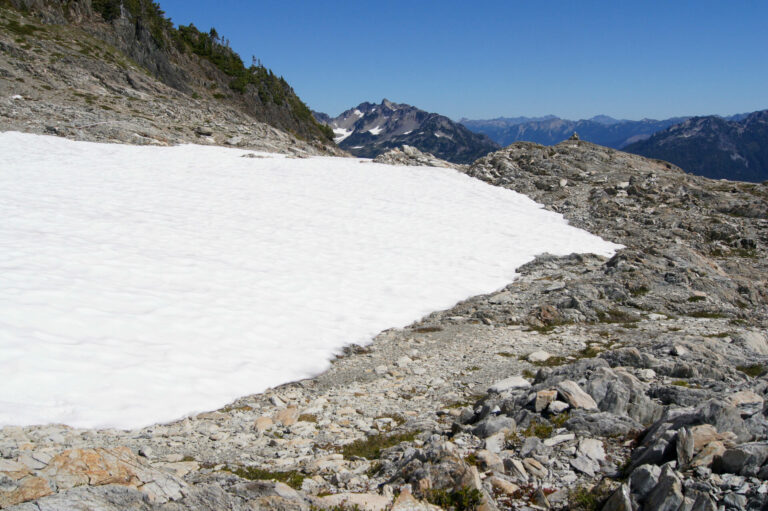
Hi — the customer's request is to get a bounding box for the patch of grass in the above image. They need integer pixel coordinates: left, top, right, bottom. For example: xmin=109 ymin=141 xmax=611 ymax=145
xmin=569 ymin=485 xmax=608 ymax=511
xmin=622 ymin=323 xmax=639 ymax=329
xmin=4 ymin=18 xmax=42 ymax=37
xmin=550 ymin=411 xmax=570 ymax=428
xmin=414 ymin=326 xmax=443 ymax=333
xmin=705 ymin=332 xmax=731 ymax=338
xmin=522 ymin=420 xmax=553 ymax=439
xmin=226 ymin=465 xmax=305 ymax=489
xmin=464 ymin=453 xmax=479 ymax=466
xmin=529 ymin=324 xmax=557 ymax=334
xmin=425 ymin=487 xmax=483 ymax=511
xmin=737 ymin=364 xmax=766 ymax=378
xmin=688 ymin=311 xmax=726 ymax=319
xmin=496 ymin=351 xmax=515 ymax=358
xmin=596 ymin=308 xmax=640 ymax=324
xmin=465 ymin=366 xmax=481 ymax=372
xmin=630 ymin=286 xmax=649 ymax=297
xmin=342 ymin=431 xmax=417 ymax=459
xmin=522 ymin=369 xmax=536 ymax=379
xmin=212 ymin=92 xmax=227 ymax=99
xmin=687 ymin=296 xmax=705 ymax=303
xmin=310 ymin=504 xmax=363 ymax=511
xmin=219 ymin=404 xmax=253 ymax=413
xmin=671 ymin=380 xmax=690 ymax=387
xmin=531 ymin=356 xmax=567 ymax=367
xmin=298 ymin=414 xmax=317 ymax=423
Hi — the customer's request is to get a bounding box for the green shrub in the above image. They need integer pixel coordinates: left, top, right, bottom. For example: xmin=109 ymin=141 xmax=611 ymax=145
xmin=226 ymin=466 xmax=304 ymax=489
xmin=425 ymin=487 xmax=483 ymax=511
xmin=342 ymin=431 xmax=417 ymax=459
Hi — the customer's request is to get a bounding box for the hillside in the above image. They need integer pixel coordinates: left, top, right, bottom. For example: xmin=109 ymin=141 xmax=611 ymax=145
xmin=462 ymin=115 xmax=687 ymax=149
xmin=315 ymin=99 xmax=499 ymax=164
xmin=624 ymin=110 xmax=768 ymax=182
xmin=0 ymin=0 xmax=338 ymax=152
xmin=2 ymin=137 xmax=766 ymax=511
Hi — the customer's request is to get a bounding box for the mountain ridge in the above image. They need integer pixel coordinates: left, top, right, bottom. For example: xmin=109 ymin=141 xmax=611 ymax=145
xmin=461 ymin=115 xmax=688 ymax=149
xmin=623 ymin=110 xmax=768 ymax=182
xmin=315 ymin=99 xmax=499 ymax=164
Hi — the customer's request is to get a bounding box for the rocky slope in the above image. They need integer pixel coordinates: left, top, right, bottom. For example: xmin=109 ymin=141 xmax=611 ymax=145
xmin=1 ymin=133 xmax=767 ymax=510
xmin=624 ymin=111 xmax=768 ymax=182
xmin=0 ymin=0 xmax=341 ymax=155
xmin=461 ymin=115 xmax=688 ymax=149
xmin=314 ymin=99 xmax=500 ymax=164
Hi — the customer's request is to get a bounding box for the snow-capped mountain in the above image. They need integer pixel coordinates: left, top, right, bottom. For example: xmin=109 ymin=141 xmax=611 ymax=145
xmin=314 ymin=99 xmax=500 ymax=164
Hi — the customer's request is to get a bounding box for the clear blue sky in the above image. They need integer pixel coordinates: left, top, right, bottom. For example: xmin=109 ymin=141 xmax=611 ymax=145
xmin=157 ymin=0 xmax=767 ymax=121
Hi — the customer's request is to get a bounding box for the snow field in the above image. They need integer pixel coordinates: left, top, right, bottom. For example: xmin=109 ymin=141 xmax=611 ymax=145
xmin=0 ymin=132 xmax=621 ymax=429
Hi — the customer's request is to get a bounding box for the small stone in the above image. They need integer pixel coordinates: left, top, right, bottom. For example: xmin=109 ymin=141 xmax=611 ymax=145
xmin=535 ymin=390 xmax=557 ymax=413
xmin=570 ymin=454 xmax=599 ymax=476
xmin=488 ymin=476 xmax=519 ymax=495
xmin=728 ymin=390 xmax=764 ymax=417
xmin=374 ymin=365 xmax=388 ymax=375
xmin=475 ymin=450 xmax=504 ymax=473
xmin=275 ymin=407 xmax=299 ymax=426
xmin=484 ymin=432 xmax=506 ymax=453
xmin=489 ymin=376 xmax=531 ymax=393
xmin=548 ymin=401 xmax=570 ymax=414
xmin=557 ymin=380 xmax=598 ymax=410
xmin=504 ymin=458 xmax=528 ymax=482
xmin=395 ymin=356 xmax=412 ymax=367
xmin=195 ymin=126 xmax=213 ymax=136
xmin=528 ymin=350 xmax=552 ymax=363
xmin=523 ymin=457 xmax=547 ymax=478
xmin=602 ymin=483 xmax=632 ymax=511
xmin=543 ymin=433 xmax=575 ymax=447
xmin=628 ymin=464 xmax=661 ymax=501
xmin=578 ymin=438 xmax=606 ymax=462
xmin=671 ymin=345 xmax=689 ymax=357
xmin=254 ymin=416 xmax=274 ymax=432
xmin=226 ymin=136 xmax=243 ymax=145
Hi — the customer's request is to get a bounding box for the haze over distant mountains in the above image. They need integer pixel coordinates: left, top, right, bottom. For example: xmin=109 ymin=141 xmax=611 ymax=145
xmin=460 ymin=115 xmax=689 ymax=149
xmin=313 ymin=100 xmax=499 ymax=164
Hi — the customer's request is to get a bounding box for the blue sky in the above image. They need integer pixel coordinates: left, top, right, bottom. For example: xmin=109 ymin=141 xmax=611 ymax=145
xmin=158 ymin=0 xmax=768 ymax=121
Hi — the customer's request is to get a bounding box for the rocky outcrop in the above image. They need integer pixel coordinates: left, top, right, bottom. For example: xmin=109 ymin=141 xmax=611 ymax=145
xmin=0 ymin=0 xmax=340 ymax=152
xmin=372 ymin=145 xmax=458 ymax=169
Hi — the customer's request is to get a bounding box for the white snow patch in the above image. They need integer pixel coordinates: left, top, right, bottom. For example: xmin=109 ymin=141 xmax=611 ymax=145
xmin=354 ymin=109 xmax=363 ymax=117
xmin=333 ymin=128 xmax=353 ymax=143
xmin=351 ymin=146 xmax=364 ymax=149
xmin=11 ymin=95 xmax=23 ymax=100
xmin=368 ymin=126 xmax=383 ymax=136
xmin=403 ymin=130 xmax=413 ymax=135
xmin=0 ymin=132 xmax=621 ymax=429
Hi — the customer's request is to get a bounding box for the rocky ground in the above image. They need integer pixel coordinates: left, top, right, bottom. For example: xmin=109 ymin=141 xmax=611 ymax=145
xmin=2 ymin=103 xmax=768 ymax=511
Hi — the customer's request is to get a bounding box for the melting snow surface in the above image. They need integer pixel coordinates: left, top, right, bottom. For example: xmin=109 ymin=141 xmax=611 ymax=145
xmin=368 ymin=125 xmax=383 ymax=136
xmin=0 ymin=132 xmax=621 ymax=429
xmin=354 ymin=109 xmax=363 ymax=117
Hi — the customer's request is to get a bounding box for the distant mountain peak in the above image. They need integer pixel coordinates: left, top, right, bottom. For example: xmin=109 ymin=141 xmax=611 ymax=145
xmin=314 ymin=101 xmax=499 ymax=164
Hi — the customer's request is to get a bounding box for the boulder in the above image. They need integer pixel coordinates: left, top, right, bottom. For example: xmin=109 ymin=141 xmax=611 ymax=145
xmin=644 ymin=465 xmax=684 ymax=511
xmin=488 ymin=377 xmax=531 ymax=393
xmin=556 ymin=380 xmax=598 ymax=410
